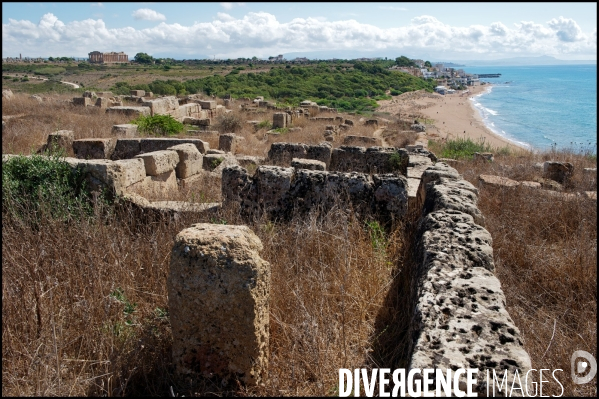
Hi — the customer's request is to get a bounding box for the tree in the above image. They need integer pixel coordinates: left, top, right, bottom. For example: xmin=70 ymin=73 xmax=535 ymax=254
xmin=134 ymin=52 xmax=154 ymax=64
xmin=424 ymin=60 xmax=432 ymax=68
xmin=395 ymin=56 xmax=416 ymax=67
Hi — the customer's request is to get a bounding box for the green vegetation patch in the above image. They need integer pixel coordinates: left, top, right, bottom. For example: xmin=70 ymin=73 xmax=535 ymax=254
xmin=33 ymin=66 xmax=66 ymax=76
xmin=131 ymin=114 xmax=185 ymax=136
xmin=435 ymin=137 xmax=493 ymax=160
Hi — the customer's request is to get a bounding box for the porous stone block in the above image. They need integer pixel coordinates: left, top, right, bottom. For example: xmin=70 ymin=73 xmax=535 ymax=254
xmin=73 ymin=97 xmax=91 ymax=106
xmin=167 ymin=143 xmax=203 ymax=178
xmin=329 ymin=146 xmax=366 ymax=172
xmin=198 ymin=100 xmax=216 ymax=110
xmin=127 ymin=169 xmax=178 ymax=198
xmin=291 ymin=158 xmax=326 ymax=171
xmin=236 ymin=155 xmax=263 ymax=170
xmin=267 ymin=142 xmax=308 ymax=166
xmin=344 ymin=119 xmax=354 ymax=126
xmin=130 ymin=90 xmax=145 ymax=97
xmin=222 ymin=165 xmax=252 ymax=205
xmin=372 ymin=174 xmax=408 ymax=222
xmin=422 ymin=177 xmax=484 ymax=226
xmin=364 ymin=119 xmax=378 ymax=126
xmin=409 ymin=209 xmax=532 ymax=395
xmin=272 ymin=113 xmax=287 ymax=129
xmin=105 ymin=106 xmax=151 ymax=117
xmin=73 ymin=138 xmax=116 ymax=160
xmin=543 ymin=161 xmax=573 ymax=184
xmin=168 ymin=224 xmax=270 ymax=385
xmin=219 ymin=133 xmax=237 ymax=153
xmin=112 ymin=139 xmax=141 ymax=160
xmin=202 ymin=154 xmax=226 ymax=171
xmin=113 ymin=158 xmax=146 ymax=188
xmin=111 ymin=124 xmax=138 ymax=138
xmin=135 ymin=150 xmax=179 ymax=176
xmin=306 ymin=142 xmax=332 ymax=168
xmin=95 ymin=97 xmax=110 ymax=109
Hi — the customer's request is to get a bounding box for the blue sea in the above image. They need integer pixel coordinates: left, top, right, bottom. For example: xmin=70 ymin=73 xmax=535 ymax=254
xmin=461 ymin=65 xmax=597 ymax=153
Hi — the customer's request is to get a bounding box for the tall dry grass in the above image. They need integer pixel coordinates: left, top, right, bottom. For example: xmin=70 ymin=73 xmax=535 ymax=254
xmin=454 ymin=149 xmax=597 ymax=397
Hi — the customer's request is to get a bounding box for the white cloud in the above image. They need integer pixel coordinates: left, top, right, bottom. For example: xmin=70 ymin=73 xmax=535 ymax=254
xmin=220 ymin=2 xmax=233 ymax=10
xmin=379 ymin=6 xmax=407 ymax=11
xmin=90 ymin=2 xmax=104 ymax=7
xmin=1 ymin=12 xmax=595 ymax=60
xmin=132 ymin=8 xmax=166 ymax=21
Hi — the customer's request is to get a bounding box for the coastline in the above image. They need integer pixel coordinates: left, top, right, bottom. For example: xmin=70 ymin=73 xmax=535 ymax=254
xmin=377 ymin=84 xmax=528 ymax=153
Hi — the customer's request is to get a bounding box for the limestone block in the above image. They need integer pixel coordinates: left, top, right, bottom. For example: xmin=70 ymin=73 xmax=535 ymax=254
xmin=111 ymin=124 xmax=138 ymax=138
xmin=142 ymin=96 xmax=179 ymax=116
xmin=127 ymin=169 xmax=178 ymax=198
xmin=167 ymin=143 xmax=203 ymax=178
xmin=112 ymin=139 xmax=141 ymax=160
xmin=520 ymin=181 xmax=542 ymax=189
xmin=478 ymin=174 xmax=520 ymax=189
xmin=364 ymin=119 xmax=378 ymax=126
xmin=291 ymin=158 xmax=326 ymax=171
xmin=199 ymin=100 xmax=216 ymax=110
xmin=73 ymin=97 xmax=91 ymax=106
xmin=140 ymin=138 xmax=209 ymax=155
xmin=105 ymin=106 xmax=151 ymax=117
xmin=95 ymin=97 xmax=110 ymax=108
xmin=135 ymin=150 xmax=179 ymax=176
xmin=207 ymin=149 xmax=225 ymax=155
xmin=329 ymin=146 xmax=366 ymax=172
xmin=267 ymin=142 xmax=308 ymax=166
xmin=422 ymin=177 xmax=484 ymax=226
xmin=219 ymin=133 xmax=237 ymax=153
xmin=338 ymin=124 xmax=350 ymax=131
xmin=47 ymin=130 xmax=74 ymax=153
xmin=344 ymin=119 xmax=354 ymax=126
xmin=168 ymin=223 xmax=270 ymax=385
xmin=272 ymin=113 xmax=287 ymax=129
xmin=82 ymin=91 xmax=97 ymax=99
xmin=372 ymin=174 xmax=409 ymax=221
xmin=113 ymin=158 xmax=146 ymax=188
xmin=410 ymin=210 xmax=532 ymax=395
xmin=222 ymin=165 xmax=252 ymax=205
xmin=236 ymin=155 xmax=263 ymax=170
xmin=306 ymin=142 xmax=332 ymax=168
xmin=30 ymin=95 xmax=43 ymax=103
xmin=130 ymin=89 xmax=145 ymax=97
xmin=543 ymin=161 xmax=573 ymax=183
xmin=416 ymin=162 xmax=462 ymax=208
xmin=2 ymin=89 xmax=14 ymax=100
xmin=251 ymin=166 xmax=294 ymax=218
xmin=202 ymin=154 xmax=226 ymax=171
xmin=73 ymin=138 xmax=116 ymax=160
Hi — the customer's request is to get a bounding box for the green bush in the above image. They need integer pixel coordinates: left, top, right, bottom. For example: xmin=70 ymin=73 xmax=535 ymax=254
xmin=131 ymin=114 xmax=184 ymax=136
xmin=438 ymin=137 xmax=493 ymax=160
xmin=2 ymin=149 xmax=91 ymax=223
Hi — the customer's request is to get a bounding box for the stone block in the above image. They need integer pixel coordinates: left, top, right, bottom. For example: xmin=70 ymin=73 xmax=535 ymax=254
xmin=127 ymin=169 xmax=178 ymax=198
xmin=130 ymin=90 xmax=145 ymax=97
xmin=96 ymin=91 xmax=113 ymax=98
xmin=167 ymin=143 xmax=203 ymax=178
xmin=112 ymin=139 xmax=141 ymax=160
xmin=140 ymin=138 xmax=209 ymax=155
xmin=203 ymin=154 xmax=226 ymax=171
xmin=306 ymin=142 xmax=332 ymax=168
xmin=113 ymin=158 xmax=146 ymax=188
xmin=272 ymin=113 xmax=287 ymax=129
xmin=95 ymin=97 xmax=110 ymax=108
xmin=73 ymin=97 xmax=91 ymax=106
xmin=111 ymin=124 xmax=138 ymax=138
xmin=478 ymin=174 xmax=520 ymax=189
xmin=236 ymin=155 xmax=263 ymax=170
xmin=543 ymin=161 xmax=573 ymax=184
xmin=168 ymin=224 xmax=270 ymax=385
xmin=47 ymin=130 xmax=74 ymax=153
xmin=344 ymin=119 xmax=354 ymax=126
xmin=267 ymin=143 xmax=307 ymax=166
xmin=372 ymin=174 xmax=409 ymax=222
xmin=364 ymin=119 xmax=378 ymax=126
xmin=474 ymin=152 xmax=494 ymax=162
xmin=73 ymin=138 xmax=116 ymax=160
xmin=219 ymin=133 xmax=237 ymax=153
xmin=135 ymin=150 xmax=179 ymax=176
xmin=222 ymin=165 xmax=252 ymax=205
xmin=82 ymin=91 xmax=97 ymax=99
xmin=199 ymin=100 xmax=216 ymax=110
xmin=106 ymin=106 xmax=151 ymax=117
xmin=291 ymin=158 xmax=326 ymax=171
xmin=422 ymin=177 xmax=484 ymax=226
xmin=142 ymin=96 xmax=179 ymax=116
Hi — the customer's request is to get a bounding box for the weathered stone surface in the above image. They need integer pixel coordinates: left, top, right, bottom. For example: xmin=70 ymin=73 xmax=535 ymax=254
xmin=73 ymin=97 xmax=92 ymax=106
xmin=111 ymin=124 xmax=138 ymax=138
xmin=30 ymin=94 xmax=43 ymax=103
xmin=329 ymin=145 xmax=366 ymax=172
xmin=126 ymin=170 xmax=178 ymax=198
xmin=272 ymin=113 xmax=287 ymax=129
xmin=198 ymin=100 xmax=216 ymax=110
xmin=94 ymin=97 xmax=110 ymax=108
xmin=305 ymin=142 xmax=332 ymax=168
xmin=142 ymin=96 xmax=179 ymax=116
xmin=520 ymin=181 xmax=542 ymax=190
xmin=410 ymin=122 xmax=426 ymax=132
xmin=140 ymin=138 xmax=209 ymax=155
xmin=291 ymin=158 xmax=326 ymax=171
xmin=73 ymin=138 xmax=116 ymax=160
xmin=236 ymin=155 xmax=263 ymax=169
xmin=207 ymin=149 xmax=225 ymax=155
xmin=203 ymin=153 xmax=227 ymax=171
xmin=416 ymin=162 xmax=462 ymax=209
xmin=97 ymin=91 xmax=113 ymax=98
xmin=168 ymin=224 xmax=270 ymax=385
xmin=543 ymin=161 xmax=573 ymax=184
xmin=106 ymin=106 xmax=151 ymax=117
xmin=584 ymin=191 xmax=597 ymax=200
xmin=250 ymin=166 xmax=294 ymax=218
xmin=130 ymin=89 xmax=145 ymax=97
xmin=372 ymin=174 xmax=409 ymax=222
xmin=478 ymin=174 xmax=520 ymax=189
xmin=365 ymin=119 xmax=378 ymax=126
xmin=167 ymin=143 xmax=203 ymax=178
xmin=219 ymin=133 xmax=237 ymax=153
xmin=409 ymin=209 xmax=532 ymax=395
xmin=267 ymin=142 xmax=308 ymax=166
xmin=422 ymin=177 xmax=484 ymax=226
xmin=2 ymin=89 xmax=14 ymax=100
xmin=82 ymin=91 xmax=97 ymax=99
xmin=135 ymin=150 xmax=179 ymax=176
xmin=112 ymin=158 xmax=146 ymax=188
xmin=342 ymin=135 xmax=381 ymax=147
xmin=222 ymin=165 xmax=252 ymax=205
xmin=112 ymin=139 xmax=141 ymax=160
xmin=474 ymin=152 xmax=494 ymax=162
xmin=46 ymin=130 xmax=74 ymax=154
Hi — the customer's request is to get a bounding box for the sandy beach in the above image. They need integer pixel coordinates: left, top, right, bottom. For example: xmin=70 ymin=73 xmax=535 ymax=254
xmin=377 ymin=84 xmax=525 ymax=152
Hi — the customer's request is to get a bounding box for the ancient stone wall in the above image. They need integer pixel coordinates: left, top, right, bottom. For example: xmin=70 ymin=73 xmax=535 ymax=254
xmin=407 ymin=162 xmax=532 ymax=395
xmin=330 ymin=146 xmax=408 ymax=175
xmin=222 ymin=165 xmax=408 ymax=223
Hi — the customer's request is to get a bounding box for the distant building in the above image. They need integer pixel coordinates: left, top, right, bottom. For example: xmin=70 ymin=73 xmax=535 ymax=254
xmin=88 ymin=51 xmax=129 ymax=64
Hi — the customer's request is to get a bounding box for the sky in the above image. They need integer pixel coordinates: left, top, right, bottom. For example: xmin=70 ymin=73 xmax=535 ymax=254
xmin=2 ymin=2 xmax=597 ymax=62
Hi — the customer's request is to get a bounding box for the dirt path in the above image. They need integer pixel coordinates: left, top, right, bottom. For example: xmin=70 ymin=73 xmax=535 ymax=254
xmin=372 ymin=126 xmax=389 ymax=147
xmin=2 ymin=74 xmax=80 ymax=89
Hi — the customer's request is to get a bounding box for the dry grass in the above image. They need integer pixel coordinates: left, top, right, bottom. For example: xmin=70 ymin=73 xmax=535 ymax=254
xmin=453 ymin=149 xmax=597 ymax=397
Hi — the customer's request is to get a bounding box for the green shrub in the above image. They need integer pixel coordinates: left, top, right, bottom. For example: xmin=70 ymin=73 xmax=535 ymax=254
xmin=131 ymin=114 xmax=184 ymax=136
xmin=438 ymin=137 xmax=493 ymax=159
xmin=216 ymin=113 xmax=243 ymax=133
xmin=2 ymin=149 xmax=91 ymax=223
